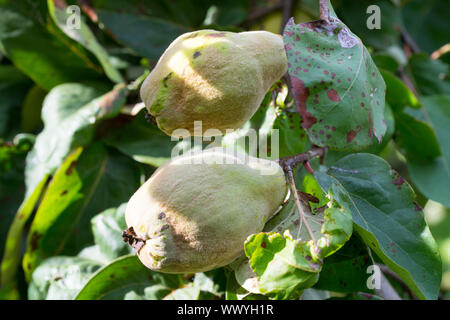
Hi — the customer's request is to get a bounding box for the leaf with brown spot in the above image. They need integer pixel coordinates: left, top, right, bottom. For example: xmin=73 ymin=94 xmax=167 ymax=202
xmin=283 ymin=2 xmax=386 ymax=151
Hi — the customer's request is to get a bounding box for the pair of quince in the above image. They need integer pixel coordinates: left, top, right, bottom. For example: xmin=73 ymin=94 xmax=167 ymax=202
xmin=125 ymin=30 xmax=289 ymax=273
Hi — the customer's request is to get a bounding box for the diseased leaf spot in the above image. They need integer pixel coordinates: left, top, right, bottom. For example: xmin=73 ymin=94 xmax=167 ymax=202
xmin=30 ymin=232 xmax=42 ymax=251
xmin=347 ymin=130 xmax=357 ymax=142
xmin=65 ymin=161 xmax=77 ymax=175
xmin=290 ymin=76 xmax=317 ymax=129
xmin=327 ymin=89 xmax=340 ymax=102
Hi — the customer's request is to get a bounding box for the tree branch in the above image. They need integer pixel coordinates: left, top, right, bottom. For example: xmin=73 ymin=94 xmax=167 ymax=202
xmin=278 ymin=146 xmax=327 ymax=170
xmin=378 ymin=264 xmax=418 ymax=300
xmin=281 ymin=0 xmax=295 ymax=33
xmin=241 ymin=1 xmax=283 ymax=25
xmin=319 ymin=0 xmax=330 ymax=21
xmin=277 ymin=146 xmax=328 ymax=243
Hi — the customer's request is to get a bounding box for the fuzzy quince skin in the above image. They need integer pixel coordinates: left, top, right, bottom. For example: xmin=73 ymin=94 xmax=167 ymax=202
xmin=140 ymin=29 xmax=288 ymax=136
xmin=125 ymin=148 xmax=288 ymax=273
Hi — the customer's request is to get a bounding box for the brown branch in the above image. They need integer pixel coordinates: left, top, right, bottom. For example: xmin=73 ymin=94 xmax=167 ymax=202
xmin=398 ymin=69 xmax=419 ymax=98
xmin=242 ymin=2 xmax=283 ymax=25
xmin=77 ymin=0 xmax=98 ymax=23
xmin=281 ymin=0 xmax=295 ymax=33
xmin=319 ymin=0 xmax=330 ymax=21
xmin=277 ymin=146 xmax=328 ymax=243
xmin=378 ymin=264 xmax=418 ymax=300
xmin=400 ymin=27 xmax=420 ymax=56
xmin=278 ymin=146 xmax=327 ymax=170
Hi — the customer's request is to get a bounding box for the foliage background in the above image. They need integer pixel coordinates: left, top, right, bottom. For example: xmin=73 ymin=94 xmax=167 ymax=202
xmin=0 ymin=0 xmax=448 ymax=300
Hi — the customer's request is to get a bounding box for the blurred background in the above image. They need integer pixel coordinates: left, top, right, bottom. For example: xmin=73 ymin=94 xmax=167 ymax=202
xmin=0 ymin=0 xmax=449 ymax=300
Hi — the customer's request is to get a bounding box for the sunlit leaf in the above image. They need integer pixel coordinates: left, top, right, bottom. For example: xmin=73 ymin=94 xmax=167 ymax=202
xmin=75 ymin=255 xmax=182 ymax=300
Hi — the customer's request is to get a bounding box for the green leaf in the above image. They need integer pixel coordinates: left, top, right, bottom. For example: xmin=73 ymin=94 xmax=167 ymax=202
xmin=421 ymin=95 xmax=450 ymax=166
xmin=164 ymin=286 xmax=200 ymax=300
xmin=25 ymin=83 xmax=126 ymax=201
xmin=75 ymin=255 xmax=183 ymax=300
xmin=47 ymin=0 xmax=124 ymax=83
xmin=337 ymin=0 xmax=402 ymax=51
xmin=408 ymin=53 xmax=450 ymax=96
xmin=20 ymin=85 xmax=46 ymax=133
xmin=380 ymin=69 xmax=420 ymax=111
xmin=373 ymin=54 xmax=399 ymax=73
xmin=0 ymin=1 xmax=105 ymax=90
xmin=91 ymin=203 xmax=133 ymax=261
xmin=28 ymin=256 xmax=102 ymax=300
xmin=407 ymin=95 xmax=450 ymax=207
xmin=22 ymin=146 xmax=90 ymax=280
xmin=236 ymin=169 xmax=353 ymax=299
xmin=271 ymin=84 xmax=308 ymax=157
xmin=193 ymin=269 xmax=226 ymax=298
xmin=103 ymin=110 xmax=176 ymax=167
xmin=243 ymin=232 xmax=321 ymax=299
xmin=408 ymin=157 xmax=450 ymax=208
xmin=95 ymin=10 xmax=189 ymax=61
xmin=323 ymin=102 xmax=395 ymax=165
xmin=314 ymin=235 xmax=373 ymax=293
xmin=89 ymin=0 xmax=209 ymax=28
xmin=263 ymin=173 xmax=353 ymax=258
xmin=394 ymin=107 xmax=441 ymax=160
xmin=316 ymin=153 xmax=442 ymax=299
xmin=283 ymin=5 xmax=386 ymax=151
xmin=402 ymin=0 xmax=450 ymax=54
xmin=327 ymin=292 xmax=383 ymax=300
xmin=0 ymin=174 xmax=48 ymax=297
xmin=63 ymin=149 xmax=141 ymax=254
xmin=0 ymin=65 xmax=32 ymax=139
xmin=23 ymin=143 xmax=141 ymax=280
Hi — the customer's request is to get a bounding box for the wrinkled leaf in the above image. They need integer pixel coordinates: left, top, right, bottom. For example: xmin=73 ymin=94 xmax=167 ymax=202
xmin=243 ymin=231 xmax=321 ymax=299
